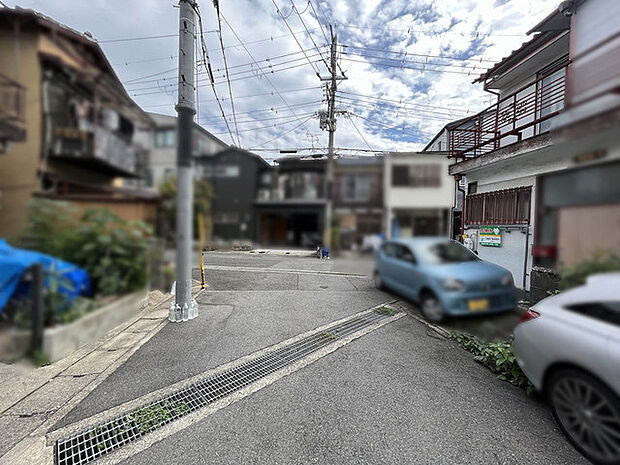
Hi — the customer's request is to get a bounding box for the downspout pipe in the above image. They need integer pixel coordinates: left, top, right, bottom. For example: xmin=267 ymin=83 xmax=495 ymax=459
xmin=455 ymin=176 xmax=466 ymax=243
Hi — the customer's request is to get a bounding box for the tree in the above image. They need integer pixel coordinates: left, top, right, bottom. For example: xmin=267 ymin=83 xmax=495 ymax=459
xmin=158 ymin=176 xmax=214 ymax=245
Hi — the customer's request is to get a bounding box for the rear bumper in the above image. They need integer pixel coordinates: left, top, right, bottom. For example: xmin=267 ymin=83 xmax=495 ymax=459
xmin=439 ymin=288 xmax=517 ymax=316
xmin=512 ymin=326 xmax=545 ymax=391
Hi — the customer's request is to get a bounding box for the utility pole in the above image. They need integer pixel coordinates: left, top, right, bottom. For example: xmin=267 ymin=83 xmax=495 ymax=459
xmin=322 ymin=26 xmax=342 ymax=249
xmin=170 ymin=0 xmax=198 ymax=322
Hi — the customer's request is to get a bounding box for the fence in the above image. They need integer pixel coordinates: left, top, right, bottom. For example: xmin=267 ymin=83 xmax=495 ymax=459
xmin=449 ymin=64 xmax=567 ymax=159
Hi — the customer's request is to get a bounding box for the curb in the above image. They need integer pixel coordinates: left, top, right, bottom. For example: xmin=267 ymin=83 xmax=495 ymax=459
xmin=0 ymin=284 xmax=206 ymax=465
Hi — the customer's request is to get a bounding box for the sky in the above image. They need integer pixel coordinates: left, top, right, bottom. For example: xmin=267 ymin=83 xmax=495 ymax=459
xmin=4 ymin=0 xmax=554 ymax=159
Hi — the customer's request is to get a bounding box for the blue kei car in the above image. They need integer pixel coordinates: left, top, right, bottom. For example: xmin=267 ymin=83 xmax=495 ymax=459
xmin=374 ymin=237 xmax=517 ymax=322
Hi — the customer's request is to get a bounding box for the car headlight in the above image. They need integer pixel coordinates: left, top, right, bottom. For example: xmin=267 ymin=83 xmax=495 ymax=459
xmin=501 ymin=273 xmax=514 ymax=286
xmin=443 ymin=278 xmax=465 ymax=292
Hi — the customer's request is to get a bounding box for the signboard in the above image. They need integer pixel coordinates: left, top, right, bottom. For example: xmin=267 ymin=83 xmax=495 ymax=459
xmin=479 ymin=226 xmax=502 ymax=247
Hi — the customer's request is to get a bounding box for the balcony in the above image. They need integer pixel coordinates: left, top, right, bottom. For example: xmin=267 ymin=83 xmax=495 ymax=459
xmin=0 ymin=73 xmax=26 ymax=146
xmin=449 ymin=64 xmax=567 ymax=160
xmin=50 ymin=125 xmax=137 ymax=177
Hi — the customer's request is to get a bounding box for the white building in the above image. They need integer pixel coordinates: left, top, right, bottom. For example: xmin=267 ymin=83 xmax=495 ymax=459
xmin=132 ymin=112 xmax=228 ymax=191
xmin=383 ymin=152 xmax=455 ymax=239
xmin=432 ymin=0 xmax=620 ymax=299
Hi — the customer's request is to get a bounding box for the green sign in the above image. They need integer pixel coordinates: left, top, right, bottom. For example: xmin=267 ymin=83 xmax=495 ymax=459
xmin=479 ymin=226 xmax=501 ymax=247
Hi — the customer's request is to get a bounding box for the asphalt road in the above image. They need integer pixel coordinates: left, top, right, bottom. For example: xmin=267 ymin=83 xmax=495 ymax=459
xmin=55 ymin=253 xmax=586 ymax=464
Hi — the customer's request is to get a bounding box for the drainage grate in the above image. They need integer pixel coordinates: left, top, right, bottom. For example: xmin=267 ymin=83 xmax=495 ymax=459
xmin=56 ymin=308 xmax=398 ymax=465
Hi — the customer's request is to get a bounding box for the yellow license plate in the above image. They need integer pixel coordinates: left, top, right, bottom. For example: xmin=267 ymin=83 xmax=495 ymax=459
xmin=468 ymin=299 xmax=489 ymax=312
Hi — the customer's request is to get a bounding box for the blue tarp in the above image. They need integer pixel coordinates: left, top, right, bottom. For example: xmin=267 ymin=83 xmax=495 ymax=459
xmin=0 ymin=239 xmax=91 ymax=313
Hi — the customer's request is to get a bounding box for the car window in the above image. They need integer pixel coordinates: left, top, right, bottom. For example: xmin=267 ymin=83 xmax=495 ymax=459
xmin=418 ymin=241 xmax=479 ymax=264
xmin=380 ymin=243 xmax=393 ymax=257
xmin=565 ymin=301 xmax=620 ymax=327
xmin=393 ymin=245 xmax=416 ymax=264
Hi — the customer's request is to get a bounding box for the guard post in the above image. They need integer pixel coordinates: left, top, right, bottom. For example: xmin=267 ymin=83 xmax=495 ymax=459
xmin=200 ymin=248 xmax=207 ymax=289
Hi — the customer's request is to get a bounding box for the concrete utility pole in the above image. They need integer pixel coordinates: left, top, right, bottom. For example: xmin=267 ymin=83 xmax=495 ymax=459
xmin=170 ymin=0 xmax=198 ymax=322
xmin=322 ymin=26 xmax=338 ymax=249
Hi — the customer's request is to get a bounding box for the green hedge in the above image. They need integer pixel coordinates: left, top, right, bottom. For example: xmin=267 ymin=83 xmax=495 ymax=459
xmin=22 ymin=199 xmax=153 ymax=296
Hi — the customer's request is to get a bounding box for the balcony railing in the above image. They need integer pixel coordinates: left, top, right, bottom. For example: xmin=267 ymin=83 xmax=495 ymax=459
xmin=449 ymin=63 xmax=568 ymax=160
xmin=50 ymin=125 xmax=136 ymax=176
xmin=0 ymin=73 xmax=25 ymax=122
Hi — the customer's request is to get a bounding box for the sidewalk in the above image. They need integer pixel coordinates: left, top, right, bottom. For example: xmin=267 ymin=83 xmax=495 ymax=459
xmin=0 ymin=281 xmax=203 ymax=463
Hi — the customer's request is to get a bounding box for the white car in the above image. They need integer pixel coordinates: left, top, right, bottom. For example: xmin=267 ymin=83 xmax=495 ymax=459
xmin=513 ymin=273 xmax=620 ymax=465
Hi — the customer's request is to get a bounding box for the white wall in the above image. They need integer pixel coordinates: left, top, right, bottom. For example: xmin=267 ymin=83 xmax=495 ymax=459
xmin=384 ymin=153 xmax=455 ymax=209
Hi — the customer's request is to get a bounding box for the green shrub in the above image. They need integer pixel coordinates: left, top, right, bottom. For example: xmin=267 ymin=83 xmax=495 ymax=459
xmin=22 ymin=199 xmax=153 ymax=296
xmin=451 ymin=332 xmax=534 ymax=394
xmin=559 ymin=251 xmax=620 ymax=290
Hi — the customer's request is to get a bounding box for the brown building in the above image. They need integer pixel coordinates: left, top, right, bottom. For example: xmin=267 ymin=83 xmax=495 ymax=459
xmin=334 ymin=155 xmax=383 ymax=250
xmin=0 ymin=8 xmax=156 ymax=239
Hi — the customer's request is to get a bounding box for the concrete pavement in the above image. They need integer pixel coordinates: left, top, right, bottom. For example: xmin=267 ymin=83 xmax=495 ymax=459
xmin=0 ymin=253 xmax=586 ymax=464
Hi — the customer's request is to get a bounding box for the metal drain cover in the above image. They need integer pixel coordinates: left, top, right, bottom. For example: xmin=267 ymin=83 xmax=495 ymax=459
xmin=56 ymin=308 xmax=398 ymax=465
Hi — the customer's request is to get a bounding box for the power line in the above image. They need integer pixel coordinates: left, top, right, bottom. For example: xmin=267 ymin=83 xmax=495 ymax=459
xmin=341 ymin=44 xmax=498 ymax=64
xmin=123 ymin=67 xmax=178 ymax=84
xmin=335 ymin=95 xmax=466 ymax=120
xmin=199 ymin=100 xmax=322 ymax=121
xmin=340 ymin=56 xmax=472 ymax=76
xmin=338 ymin=90 xmax=470 ymax=115
xmin=140 ymin=85 xmax=321 ymax=108
xmin=342 ymin=50 xmax=481 ymax=72
xmin=345 ymin=113 xmax=373 ymax=151
xmin=128 ymin=58 xmax=320 ymax=95
xmin=210 ymin=116 xmax=315 ymax=135
xmin=125 ymin=50 xmax=324 ymax=89
xmin=129 ymin=60 xmax=320 ymax=96
xmin=191 ymin=1 xmax=237 ymax=146
xmin=337 ymin=99 xmax=455 ymax=124
xmin=334 ymin=23 xmax=524 ymax=38
xmin=272 ymin=0 xmax=322 ymax=76
xmin=220 ymin=12 xmax=312 ymax=133
xmin=293 ymin=1 xmax=330 ymax=71
xmin=250 ymin=116 xmax=314 ymax=148
xmin=349 ymin=112 xmax=433 ymax=138
xmin=308 ymin=0 xmax=330 ymax=43
xmin=213 ymin=0 xmax=241 ymax=146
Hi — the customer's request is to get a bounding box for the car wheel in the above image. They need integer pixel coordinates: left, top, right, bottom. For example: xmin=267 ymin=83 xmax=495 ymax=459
xmin=420 ymin=292 xmax=445 ymax=323
xmin=374 ymin=271 xmax=385 ymax=290
xmin=548 ymin=368 xmax=620 ymax=465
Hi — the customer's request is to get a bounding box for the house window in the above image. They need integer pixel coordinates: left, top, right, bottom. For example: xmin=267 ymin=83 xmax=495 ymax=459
xmin=536 ymin=56 xmax=568 ymax=134
xmin=465 ymin=186 xmax=531 ymax=225
xmin=342 ymin=174 xmax=371 ymax=202
xmin=468 ymin=182 xmax=478 ymax=194
xmin=155 ymin=129 xmax=175 ymax=147
xmin=392 ymin=165 xmax=440 ymax=187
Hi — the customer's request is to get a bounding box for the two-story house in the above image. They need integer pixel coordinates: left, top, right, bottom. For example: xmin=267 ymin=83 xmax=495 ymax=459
xmin=132 ymin=112 xmax=228 ymax=191
xmin=195 ymin=147 xmax=270 ymax=243
xmin=254 ymin=154 xmax=326 ymax=247
xmin=439 ymin=0 xmax=620 ymax=298
xmin=0 ymin=8 xmax=157 ymax=237
xmin=384 ymin=152 xmax=455 ymax=239
xmin=333 ymin=156 xmax=383 ymax=250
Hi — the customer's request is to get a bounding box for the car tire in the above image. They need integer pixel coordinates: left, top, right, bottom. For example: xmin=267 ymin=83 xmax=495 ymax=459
xmin=374 ymin=271 xmax=385 ymax=290
xmin=547 ymin=368 xmax=620 ymax=465
xmin=420 ymin=292 xmax=445 ymax=323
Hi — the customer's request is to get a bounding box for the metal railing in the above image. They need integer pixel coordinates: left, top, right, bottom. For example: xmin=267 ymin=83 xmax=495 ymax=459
xmin=449 ymin=64 xmax=568 ymax=160
xmin=49 ymin=124 xmax=136 ymax=175
xmin=465 ymin=186 xmax=532 ymax=226
xmin=0 ymin=73 xmax=25 ymax=122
